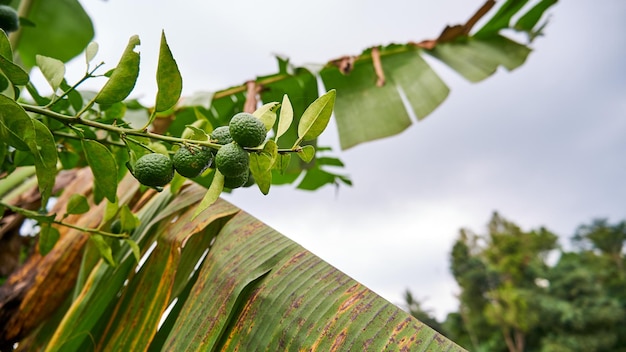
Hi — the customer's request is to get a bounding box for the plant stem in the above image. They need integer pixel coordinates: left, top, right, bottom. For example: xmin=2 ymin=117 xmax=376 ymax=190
xmin=52 ymin=220 xmax=129 ymax=239
xmin=21 ymin=103 xmax=303 ymax=153
xmin=46 ymin=62 xmax=105 ymax=109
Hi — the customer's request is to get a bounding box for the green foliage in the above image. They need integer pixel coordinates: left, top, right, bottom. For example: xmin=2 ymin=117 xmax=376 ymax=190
xmin=407 ymin=214 xmax=626 ymax=352
xmin=0 ymin=0 xmax=559 ymax=349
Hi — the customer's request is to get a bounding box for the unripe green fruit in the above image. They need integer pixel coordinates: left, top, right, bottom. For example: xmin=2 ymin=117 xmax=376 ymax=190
xmin=0 ymin=5 xmax=18 ymax=33
xmin=223 ymin=170 xmax=249 ymax=189
xmin=215 ymin=143 xmax=249 ymax=177
xmin=229 ymin=112 xmax=266 ymax=147
xmin=133 ymin=153 xmax=174 ymax=187
xmin=210 ymin=126 xmax=233 ymax=145
xmin=173 ymin=146 xmax=213 ymax=178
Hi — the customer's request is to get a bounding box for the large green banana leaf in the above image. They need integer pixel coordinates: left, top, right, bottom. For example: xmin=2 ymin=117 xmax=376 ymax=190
xmin=8 ymin=171 xmax=464 ymax=351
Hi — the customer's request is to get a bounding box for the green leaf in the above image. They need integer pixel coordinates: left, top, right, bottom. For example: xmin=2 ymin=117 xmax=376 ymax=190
xmin=119 ymin=204 xmax=139 ymax=233
xmin=95 ymin=35 xmax=141 ymax=105
xmin=85 ymin=41 xmax=98 ymax=65
xmin=124 ymin=238 xmax=141 ymax=263
xmin=515 ymin=0 xmax=558 ymax=33
xmin=474 ymin=0 xmax=530 ymax=38
xmin=0 ymin=95 xmax=30 ymax=151
xmin=296 ymin=145 xmax=315 ymax=163
xmin=161 ymin=205 xmax=462 ymax=351
xmin=66 ymin=194 xmax=90 ymax=215
xmin=428 ymin=36 xmax=531 ymax=83
xmin=91 ymin=234 xmax=116 ymax=266
xmin=274 ymin=94 xmax=293 ymax=145
xmin=248 ymin=140 xmax=277 ymax=195
xmin=382 ymin=50 xmax=449 ymax=120
xmin=39 ymin=224 xmax=60 ymax=255
xmin=250 ymin=154 xmax=272 ymax=195
xmin=18 ymin=0 xmax=94 ymax=68
xmin=252 ymin=102 xmax=279 ymax=132
xmin=155 ymin=30 xmax=182 ymax=112
xmin=320 ymin=62 xmax=411 ymax=150
xmin=193 ymin=170 xmax=224 ymax=219
xmin=181 ymin=124 xmax=209 ymax=141
xmin=82 ymin=140 xmax=118 ymax=203
xmin=273 ymin=153 xmax=291 ymax=174
xmin=296 ymin=89 xmax=335 ymax=144
xmin=103 ymin=198 xmax=119 ymax=225
xmin=0 ymin=28 xmax=12 ymax=59
xmin=36 ymin=55 xmax=65 ymax=91
xmin=31 ymin=119 xmax=58 ymax=207
xmin=297 ymin=167 xmax=337 ymax=191
xmin=0 ymin=54 xmax=29 ymax=85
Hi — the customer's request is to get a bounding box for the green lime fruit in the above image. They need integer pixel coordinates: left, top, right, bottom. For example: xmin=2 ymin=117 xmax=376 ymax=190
xmin=173 ymin=146 xmax=213 ymax=178
xmin=0 ymin=5 xmax=18 ymax=33
xmin=229 ymin=112 xmax=266 ymax=147
xmin=223 ymin=170 xmax=249 ymax=189
xmin=243 ymin=172 xmax=255 ymax=187
xmin=215 ymin=143 xmax=249 ymax=177
xmin=133 ymin=153 xmax=174 ymax=187
xmin=210 ymin=126 xmax=233 ymax=145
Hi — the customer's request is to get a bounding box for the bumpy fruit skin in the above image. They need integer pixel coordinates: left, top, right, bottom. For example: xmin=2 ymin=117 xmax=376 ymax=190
xmin=229 ymin=112 xmax=266 ymax=147
xmin=215 ymin=143 xmax=249 ymax=177
xmin=210 ymin=126 xmax=233 ymax=145
xmin=133 ymin=153 xmax=174 ymax=187
xmin=0 ymin=5 xmax=18 ymax=33
xmin=173 ymin=146 xmax=213 ymax=178
xmin=223 ymin=170 xmax=249 ymax=189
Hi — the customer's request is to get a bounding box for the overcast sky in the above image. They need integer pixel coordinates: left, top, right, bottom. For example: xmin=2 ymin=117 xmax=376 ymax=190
xmin=62 ymin=0 xmax=626 ymax=320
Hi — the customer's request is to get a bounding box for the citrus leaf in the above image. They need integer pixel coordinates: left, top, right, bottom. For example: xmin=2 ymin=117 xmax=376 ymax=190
xmin=82 ymin=140 xmax=118 ymax=203
xmin=119 ymin=204 xmax=139 ymax=233
xmin=124 ymin=238 xmax=141 ymax=263
xmin=36 ymin=54 xmax=65 ymax=91
xmin=0 ymin=95 xmax=30 ymax=151
xmin=85 ymin=41 xmax=98 ymax=64
xmin=274 ymin=94 xmax=293 ymax=144
xmin=193 ymin=170 xmax=224 ymax=219
xmin=91 ymin=234 xmax=116 ymax=266
xmin=182 ymin=124 xmax=209 ymax=141
xmin=39 ymin=224 xmax=60 ymax=255
xmin=95 ymin=35 xmax=140 ymax=105
xmin=66 ymin=194 xmax=90 ymax=215
xmin=103 ymin=198 xmax=119 ymax=225
xmin=30 ymin=119 xmax=58 ymax=207
xmin=0 ymin=29 xmax=11 ymax=60
xmin=296 ymin=145 xmax=315 ymax=163
xmin=296 ymin=89 xmax=335 ymax=143
xmin=0 ymin=54 xmax=29 ymax=85
xmin=252 ymin=102 xmax=279 ymax=132
xmin=155 ymin=30 xmax=182 ymax=113
xmin=273 ymin=153 xmax=291 ymax=174
xmin=250 ymin=153 xmax=272 ymax=195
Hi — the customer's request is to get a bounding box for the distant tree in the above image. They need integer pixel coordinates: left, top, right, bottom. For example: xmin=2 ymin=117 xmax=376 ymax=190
xmin=406 ymin=215 xmax=626 ymax=352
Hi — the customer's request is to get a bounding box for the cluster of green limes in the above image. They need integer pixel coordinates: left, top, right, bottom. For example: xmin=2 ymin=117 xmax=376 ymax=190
xmin=131 ymin=112 xmax=265 ymax=190
xmin=214 ymin=112 xmax=266 ymax=189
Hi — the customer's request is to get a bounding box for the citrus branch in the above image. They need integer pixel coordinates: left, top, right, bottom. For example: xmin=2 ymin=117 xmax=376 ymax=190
xmin=21 ymin=103 xmax=303 ymax=153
